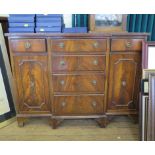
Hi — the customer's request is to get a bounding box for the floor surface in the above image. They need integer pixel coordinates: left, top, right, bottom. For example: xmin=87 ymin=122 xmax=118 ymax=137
xmin=0 ymin=116 xmax=139 ymax=141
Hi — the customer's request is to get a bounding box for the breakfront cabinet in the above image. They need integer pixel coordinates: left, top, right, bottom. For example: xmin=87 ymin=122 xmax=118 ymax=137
xmin=6 ymin=33 xmax=148 ymax=128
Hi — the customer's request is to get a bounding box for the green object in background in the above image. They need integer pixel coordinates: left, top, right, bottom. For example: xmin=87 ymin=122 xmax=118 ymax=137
xmin=72 ymin=14 xmax=155 ymax=41
xmin=127 ymin=14 xmax=155 ymax=41
xmin=72 ymin=14 xmax=88 ymax=27
xmin=72 ymin=14 xmax=76 ymax=27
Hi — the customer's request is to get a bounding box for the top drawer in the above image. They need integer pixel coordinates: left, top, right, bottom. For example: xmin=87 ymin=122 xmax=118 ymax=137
xmin=111 ymin=39 xmax=142 ymax=51
xmin=10 ymin=39 xmax=46 ymax=52
xmin=51 ymin=39 xmax=107 ymax=52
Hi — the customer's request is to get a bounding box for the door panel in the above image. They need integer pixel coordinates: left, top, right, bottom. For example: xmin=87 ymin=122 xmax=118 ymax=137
xmin=14 ymin=56 xmax=50 ymax=113
xmin=107 ymin=53 xmax=141 ymax=111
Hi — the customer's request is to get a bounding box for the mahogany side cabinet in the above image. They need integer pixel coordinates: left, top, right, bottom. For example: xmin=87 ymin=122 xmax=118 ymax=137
xmin=5 ymin=33 xmax=148 ymax=128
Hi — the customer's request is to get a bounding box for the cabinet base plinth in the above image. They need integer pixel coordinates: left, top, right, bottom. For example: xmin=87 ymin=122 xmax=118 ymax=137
xmin=95 ymin=117 xmax=109 ymax=128
xmin=49 ymin=118 xmax=63 ymax=129
xmin=17 ymin=117 xmax=27 ymax=127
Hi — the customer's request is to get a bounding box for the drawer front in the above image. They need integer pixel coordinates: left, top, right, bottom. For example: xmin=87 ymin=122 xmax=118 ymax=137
xmin=52 ymin=74 xmax=105 ymax=93
xmin=52 ymin=56 xmax=78 ymax=72
xmin=51 ymin=39 xmax=107 ymax=52
xmin=78 ymin=74 xmax=105 ymax=92
xmin=111 ymin=39 xmax=142 ymax=51
xmin=10 ymin=39 xmax=46 ymax=52
xmin=53 ymin=75 xmax=77 ymax=92
xmin=78 ymin=55 xmax=106 ymax=71
xmin=53 ymin=95 xmax=104 ymax=115
xmin=52 ymin=55 xmax=106 ymax=72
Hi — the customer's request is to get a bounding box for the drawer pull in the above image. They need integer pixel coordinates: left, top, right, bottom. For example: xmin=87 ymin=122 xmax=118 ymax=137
xmin=122 ymin=80 xmax=126 ymax=87
xmin=60 ymin=80 xmax=65 ymax=85
xmin=60 ymin=60 xmax=65 ymax=66
xmin=92 ymin=101 xmax=97 ymax=107
xmin=92 ymin=80 xmax=97 ymax=85
xmin=93 ymin=42 xmax=99 ymax=48
xmin=61 ymin=101 xmax=66 ymax=107
xmin=58 ymin=43 xmax=65 ymax=48
xmin=24 ymin=41 xmax=31 ymax=49
xmin=93 ymin=59 xmax=98 ymax=65
xmin=126 ymin=41 xmax=132 ymax=48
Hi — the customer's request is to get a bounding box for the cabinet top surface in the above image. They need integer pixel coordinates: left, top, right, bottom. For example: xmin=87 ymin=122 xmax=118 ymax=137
xmin=5 ymin=32 xmax=149 ymax=38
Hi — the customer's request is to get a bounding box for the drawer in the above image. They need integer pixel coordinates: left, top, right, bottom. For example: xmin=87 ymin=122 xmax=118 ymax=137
xmin=53 ymin=75 xmax=77 ymax=92
xmin=111 ymin=39 xmax=142 ymax=51
xmin=78 ymin=55 xmax=106 ymax=71
xmin=78 ymin=74 xmax=105 ymax=92
xmin=10 ymin=39 xmax=46 ymax=52
xmin=52 ymin=56 xmax=78 ymax=72
xmin=52 ymin=73 xmax=105 ymax=93
xmin=52 ymin=55 xmax=106 ymax=72
xmin=53 ymin=95 xmax=104 ymax=115
xmin=51 ymin=39 xmax=107 ymax=52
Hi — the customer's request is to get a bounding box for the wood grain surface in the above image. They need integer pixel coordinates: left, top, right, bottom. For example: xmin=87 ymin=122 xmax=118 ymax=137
xmin=6 ymin=33 xmax=148 ymax=128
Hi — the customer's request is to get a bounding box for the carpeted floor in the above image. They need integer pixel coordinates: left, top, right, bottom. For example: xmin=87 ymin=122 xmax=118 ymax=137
xmin=0 ymin=116 xmax=139 ymax=141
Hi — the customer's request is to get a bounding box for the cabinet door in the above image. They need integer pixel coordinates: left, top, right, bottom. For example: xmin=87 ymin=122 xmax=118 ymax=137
xmin=13 ymin=56 xmax=50 ymax=114
xmin=107 ymin=53 xmax=141 ymax=112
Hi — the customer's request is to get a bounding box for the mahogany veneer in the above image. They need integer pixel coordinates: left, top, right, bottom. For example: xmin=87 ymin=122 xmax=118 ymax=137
xmin=6 ymin=33 xmax=148 ymax=128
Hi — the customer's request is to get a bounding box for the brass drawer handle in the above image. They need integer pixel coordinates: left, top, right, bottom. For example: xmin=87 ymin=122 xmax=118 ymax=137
xmin=61 ymin=101 xmax=66 ymax=107
xmin=93 ymin=42 xmax=99 ymax=48
xmin=92 ymin=80 xmax=97 ymax=85
xmin=60 ymin=60 xmax=65 ymax=66
xmin=92 ymin=101 xmax=97 ymax=107
xmin=24 ymin=41 xmax=31 ymax=49
xmin=126 ymin=41 xmax=132 ymax=48
xmin=122 ymin=80 xmax=126 ymax=87
xmin=60 ymin=80 xmax=65 ymax=85
xmin=93 ymin=59 xmax=98 ymax=65
xmin=59 ymin=43 xmax=65 ymax=48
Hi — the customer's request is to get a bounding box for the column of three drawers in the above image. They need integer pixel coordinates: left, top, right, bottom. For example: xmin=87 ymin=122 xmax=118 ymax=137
xmin=51 ymin=39 xmax=107 ymax=116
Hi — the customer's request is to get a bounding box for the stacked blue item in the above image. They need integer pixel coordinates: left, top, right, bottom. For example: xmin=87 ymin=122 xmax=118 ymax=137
xmin=63 ymin=27 xmax=88 ymax=33
xmin=8 ymin=14 xmax=35 ymax=33
xmin=35 ymin=14 xmax=63 ymax=33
